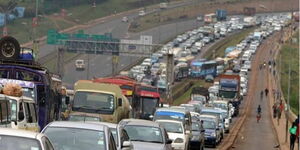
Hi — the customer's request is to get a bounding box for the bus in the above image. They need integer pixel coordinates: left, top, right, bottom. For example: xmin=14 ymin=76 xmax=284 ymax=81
xmin=133 ymin=83 xmax=160 ymax=120
xmin=0 ymin=36 xmax=63 ymax=129
xmin=190 ymin=60 xmax=218 ymax=78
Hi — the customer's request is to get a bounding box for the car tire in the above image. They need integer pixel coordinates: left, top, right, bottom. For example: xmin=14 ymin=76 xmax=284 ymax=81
xmin=0 ymin=36 xmax=20 ymax=60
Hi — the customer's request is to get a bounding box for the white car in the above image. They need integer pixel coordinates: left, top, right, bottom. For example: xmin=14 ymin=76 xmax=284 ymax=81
xmin=156 ymin=120 xmax=190 ymax=150
xmin=122 ymin=16 xmax=128 ymax=22
xmin=138 ymin=10 xmax=145 ymax=16
xmin=141 ymin=58 xmax=152 ymax=66
xmin=243 ymin=61 xmax=252 ymax=71
xmin=0 ymin=128 xmax=54 ymax=150
xmin=75 ymin=59 xmax=85 ymax=70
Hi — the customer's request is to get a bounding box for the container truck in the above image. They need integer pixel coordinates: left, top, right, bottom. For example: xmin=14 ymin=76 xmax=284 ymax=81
xmin=216 ymin=9 xmax=227 ymax=21
xmin=218 ymin=74 xmax=241 ymax=116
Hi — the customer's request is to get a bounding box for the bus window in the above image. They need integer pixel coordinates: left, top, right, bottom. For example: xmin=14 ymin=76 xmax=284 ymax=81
xmin=16 ymin=71 xmax=41 ymax=82
xmin=0 ymin=70 xmax=9 ymax=78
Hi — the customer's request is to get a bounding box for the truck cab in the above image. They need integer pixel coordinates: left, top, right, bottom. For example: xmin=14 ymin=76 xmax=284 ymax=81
xmin=66 ymin=80 xmax=131 ymax=123
xmin=0 ymin=94 xmax=39 ymax=132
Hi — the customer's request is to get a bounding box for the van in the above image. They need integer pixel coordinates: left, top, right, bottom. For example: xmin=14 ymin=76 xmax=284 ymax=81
xmin=0 ymin=94 xmax=39 ymax=131
xmin=154 ymin=107 xmax=192 ymax=132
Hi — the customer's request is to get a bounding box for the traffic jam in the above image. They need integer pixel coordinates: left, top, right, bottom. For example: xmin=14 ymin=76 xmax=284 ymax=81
xmin=0 ymin=11 xmax=294 ymax=150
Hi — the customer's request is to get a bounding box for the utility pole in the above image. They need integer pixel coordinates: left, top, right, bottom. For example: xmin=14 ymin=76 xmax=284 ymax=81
xmin=86 ymin=54 xmax=90 ymax=79
xmin=33 ymin=0 xmax=39 ymax=57
xmin=166 ymin=48 xmax=174 ymax=104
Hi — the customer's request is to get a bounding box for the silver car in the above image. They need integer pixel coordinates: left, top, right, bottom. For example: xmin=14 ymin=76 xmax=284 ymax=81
xmin=0 ymin=128 xmax=54 ymax=150
xmin=119 ymin=119 xmax=173 ymax=150
xmin=42 ymin=121 xmax=117 ymax=150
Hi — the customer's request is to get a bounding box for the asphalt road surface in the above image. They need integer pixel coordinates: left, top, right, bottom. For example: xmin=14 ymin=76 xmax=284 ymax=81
xmin=230 ymin=32 xmax=280 ymax=150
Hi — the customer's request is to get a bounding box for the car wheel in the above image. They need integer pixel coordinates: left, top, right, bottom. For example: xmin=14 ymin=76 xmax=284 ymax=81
xmin=0 ymin=36 xmax=20 ymax=60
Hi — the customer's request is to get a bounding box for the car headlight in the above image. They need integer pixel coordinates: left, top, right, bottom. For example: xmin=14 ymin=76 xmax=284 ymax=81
xmin=174 ymin=138 xmax=184 ymax=143
xmin=211 ymin=132 xmax=216 ymax=137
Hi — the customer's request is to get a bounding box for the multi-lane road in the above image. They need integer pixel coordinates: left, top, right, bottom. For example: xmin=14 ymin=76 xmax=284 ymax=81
xmin=34 ymin=0 xmax=207 ymax=87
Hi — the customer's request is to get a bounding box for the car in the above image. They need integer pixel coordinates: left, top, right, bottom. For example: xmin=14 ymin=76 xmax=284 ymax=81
xmin=0 ymin=128 xmax=54 ymax=150
xmin=122 ymin=16 xmax=129 ymax=22
xmin=75 ymin=59 xmax=85 ymax=70
xmin=200 ymin=109 xmax=225 ymax=140
xmin=199 ymin=116 xmax=221 ymax=147
xmin=138 ymin=10 xmax=145 ymax=16
xmin=190 ymin=121 xmax=205 ymax=150
xmin=89 ymin=122 xmax=134 ymax=150
xmin=42 ymin=121 xmax=118 ymax=150
xmin=119 ymin=119 xmax=173 ymax=150
xmin=205 ymin=75 xmax=214 ymax=83
xmin=156 ymin=120 xmax=189 ymax=150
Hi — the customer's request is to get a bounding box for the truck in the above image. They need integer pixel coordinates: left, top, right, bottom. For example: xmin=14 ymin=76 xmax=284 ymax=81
xmin=204 ymin=13 xmax=217 ymax=24
xmin=243 ymin=16 xmax=256 ymax=27
xmin=67 ymin=80 xmax=131 ymax=123
xmin=218 ymin=74 xmax=241 ymax=116
xmin=0 ymin=88 xmax=39 ymax=132
xmin=243 ymin=7 xmax=256 ymax=16
xmin=216 ymin=9 xmax=227 ymax=21
xmin=190 ymin=87 xmax=209 ymax=104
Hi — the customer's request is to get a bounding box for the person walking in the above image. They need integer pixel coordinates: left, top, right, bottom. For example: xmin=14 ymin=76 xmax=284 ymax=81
xmin=272 ymin=103 xmax=277 ymax=118
xmin=289 ymin=122 xmax=297 ymax=150
xmin=257 ymin=105 xmax=262 ymax=123
xmin=265 ymin=88 xmax=269 ymax=97
xmin=276 ymin=105 xmax=281 ymax=125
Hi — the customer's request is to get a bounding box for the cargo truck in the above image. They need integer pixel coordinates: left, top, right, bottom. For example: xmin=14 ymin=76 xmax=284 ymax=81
xmin=218 ymin=74 xmax=241 ymax=116
xmin=190 ymin=86 xmax=209 ymax=104
xmin=66 ymin=80 xmax=131 ymax=123
xmin=216 ymin=9 xmax=227 ymax=21
xmin=204 ymin=13 xmax=217 ymax=24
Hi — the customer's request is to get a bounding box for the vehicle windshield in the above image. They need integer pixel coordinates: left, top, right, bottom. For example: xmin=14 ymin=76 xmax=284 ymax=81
xmin=203 ymin=121 xmax=216 ymax=129
xmin=68 ymin=115 xmax=101 ymax=122
xmin=192 ymin=122 xmax=201 ymax=131
xmin=142 ymin=98 xmax=158 ymax=115
xmin=22 ymin=87 xmax=36 ymax=100
xmin=158 ymin=122 xmax=183 ymax=133
xmin=180 ymin=105 xmax=195 ymax=112
xmin=73 ymin=91 xmax=114 ymax=113
xmin=219 ymin=90 xmax=237 ymax=99
xmin=140 ymin=86 xmax=157 ymax=92
xmin=192 ymin=96 xmax=206 ymax=102
xmin=0 ymin=135 xmax=42 ymax=150
xmin=213 ymin=103 xmax=228 ymax=110
xmin=124 ymin=125 xmax=163 ymax=143
xmin=43 ymin=127 xmax=106 ymax=150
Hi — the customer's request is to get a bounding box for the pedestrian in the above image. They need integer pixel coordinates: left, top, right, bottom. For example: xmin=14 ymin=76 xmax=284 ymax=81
xmin=257 ymin=105 xmax=262 ymax=123
xmin=289 ymin=122 xmax=297 ymax=150
xmin=294 ymin=116 xmax=299 ymax=144
xmin=265 ymin=88 xmax=269 ymax=97
xmin=272 ymin=103 xmax=277 ymax=118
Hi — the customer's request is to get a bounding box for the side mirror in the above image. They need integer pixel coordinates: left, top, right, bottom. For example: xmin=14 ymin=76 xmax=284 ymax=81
xmin=65 ymin=96 xmax=70 ymax=105
xmin=216 ymin=128 xmax=220 ymax=131
xmin=122 ymin=141 xmax=131 ymax=148
xmin=18 ymin=112 xmax=25 ymax=121
xmin=166 ymin=139 xmax=172 ymax=144
xmin=201 ymin=129 xmax=205 ymax=133
xmin=118 ymin=98 xmax=122 ymax=107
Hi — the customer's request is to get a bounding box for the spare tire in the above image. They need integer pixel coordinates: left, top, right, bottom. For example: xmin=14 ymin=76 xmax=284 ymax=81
xmin=0 ymin=36 xmax=20 ymax=60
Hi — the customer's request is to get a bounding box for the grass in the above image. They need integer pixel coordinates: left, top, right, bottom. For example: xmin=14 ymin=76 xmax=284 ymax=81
xmin=205 ymin=27 xmax=255 ymax=59
xmin=278 ymin=31 xmax=299 ymax=114
xmin=172 ymin=80 xmax=212 ymax=105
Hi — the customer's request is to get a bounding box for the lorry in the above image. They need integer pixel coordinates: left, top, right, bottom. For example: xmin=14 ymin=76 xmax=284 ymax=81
xmin=216 ymin=9 xmax=227 ymax=21
xmin=218 ymin=74 xmax=241 ymax=116
xmin=204 ymin=13 xmax=217 ymax=24
xmin=66 ymin=80 xmax=131 ymax=123
xmin=190 ymin=86 xmax=209 ymax=104
xmin=243 ymin=7 xmax=256 ymax=16
xmin=0 ymin=90 xmax=39 ymax=132
xmin=243 ymin=16 xmax=256 ymax=27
